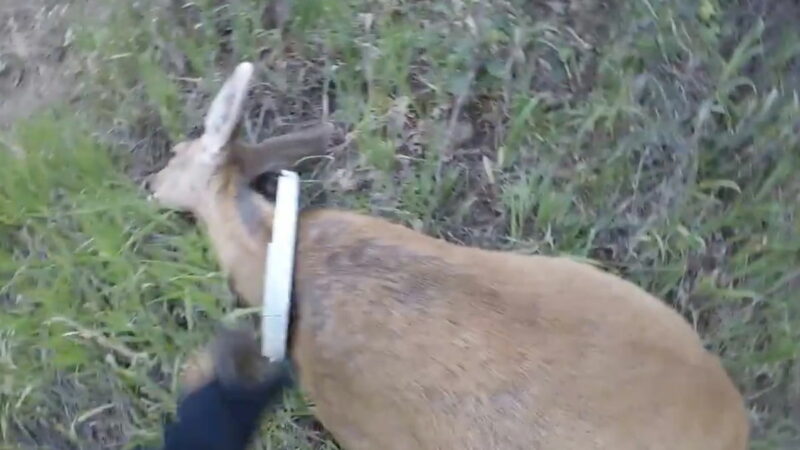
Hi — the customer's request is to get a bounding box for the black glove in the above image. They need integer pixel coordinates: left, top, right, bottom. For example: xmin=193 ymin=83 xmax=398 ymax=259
xmin=162 ymin=327 xmax=294 ymax=450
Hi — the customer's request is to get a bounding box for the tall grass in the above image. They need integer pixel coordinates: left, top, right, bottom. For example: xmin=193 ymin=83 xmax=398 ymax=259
xmin=1 ymin=0 xmax=798 ymax=447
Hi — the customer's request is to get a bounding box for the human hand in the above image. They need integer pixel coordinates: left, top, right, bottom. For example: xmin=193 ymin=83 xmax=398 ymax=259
xmin=162 ymin=328 xmax=293 ymax=450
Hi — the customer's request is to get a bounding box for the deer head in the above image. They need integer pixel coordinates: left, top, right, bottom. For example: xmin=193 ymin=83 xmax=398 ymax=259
xmin=146 ymin=61 xmax=333 ymax=215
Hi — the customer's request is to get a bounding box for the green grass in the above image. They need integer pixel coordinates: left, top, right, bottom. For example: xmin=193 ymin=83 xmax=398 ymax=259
xmin=0 ymin=113 xmax=329 ymax=448
xmin=2 ymin=0 xmax=799 ymax=448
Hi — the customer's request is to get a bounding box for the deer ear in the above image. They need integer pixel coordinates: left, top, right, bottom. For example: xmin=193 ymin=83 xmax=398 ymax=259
xmin=202 ymin=62 xmax=254 ymax=154
xmin=233 ymin=122 xmax=335 ymax=180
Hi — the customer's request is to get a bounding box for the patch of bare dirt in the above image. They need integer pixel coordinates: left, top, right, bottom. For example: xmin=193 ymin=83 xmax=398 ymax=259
xmin=0 ymin=0 xmax=88 ymax=129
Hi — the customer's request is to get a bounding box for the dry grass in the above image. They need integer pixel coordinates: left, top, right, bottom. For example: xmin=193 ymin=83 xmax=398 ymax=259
xmin=1 ymin=0 xmax=799 ymax=448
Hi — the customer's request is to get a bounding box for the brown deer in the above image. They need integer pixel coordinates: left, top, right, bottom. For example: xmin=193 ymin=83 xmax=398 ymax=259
xmin=146 ymin=62 xmax=749 ymax=449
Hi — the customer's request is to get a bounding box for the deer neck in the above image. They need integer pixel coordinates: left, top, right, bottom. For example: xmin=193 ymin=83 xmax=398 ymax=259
xmin=194 ymin=175 xmax=275 ymax=305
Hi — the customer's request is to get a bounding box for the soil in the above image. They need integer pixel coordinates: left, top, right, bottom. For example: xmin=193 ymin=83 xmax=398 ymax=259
xmin=0 ymin=0 xmax=85 ymax=129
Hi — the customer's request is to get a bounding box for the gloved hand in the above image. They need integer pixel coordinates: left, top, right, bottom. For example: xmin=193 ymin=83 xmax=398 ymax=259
xmin=162 ymin=328 xmax=293 ymax=450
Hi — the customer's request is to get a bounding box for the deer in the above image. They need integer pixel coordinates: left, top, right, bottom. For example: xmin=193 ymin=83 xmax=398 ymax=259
xmin=146 ymin=62 xmax=749 ymax=450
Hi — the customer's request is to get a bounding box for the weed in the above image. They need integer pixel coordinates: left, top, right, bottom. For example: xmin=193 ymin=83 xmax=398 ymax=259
xmin=2 ymin=0 xmax=799 ymax=448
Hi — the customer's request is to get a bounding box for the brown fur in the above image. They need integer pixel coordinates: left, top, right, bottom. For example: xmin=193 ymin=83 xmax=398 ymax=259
xmin=148 ymin=63 xmax=749 ymax=449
